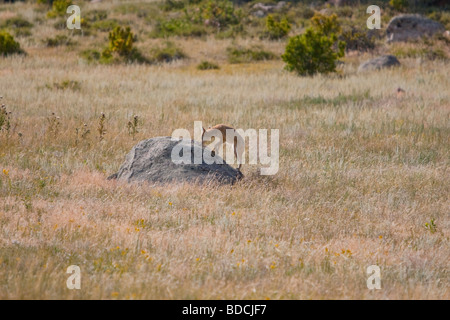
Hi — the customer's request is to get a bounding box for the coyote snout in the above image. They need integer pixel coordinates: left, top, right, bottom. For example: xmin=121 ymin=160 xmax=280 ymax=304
xmin=201 ymin=124 xmax=244 ymax=171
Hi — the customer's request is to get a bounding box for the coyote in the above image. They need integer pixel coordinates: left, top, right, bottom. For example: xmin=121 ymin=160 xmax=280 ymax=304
xmin=202 ymin=124 xmax=244 ymax=171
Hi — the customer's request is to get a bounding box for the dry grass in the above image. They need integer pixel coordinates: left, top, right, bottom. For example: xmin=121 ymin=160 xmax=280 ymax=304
xmin=0 ymin=1 xmax=449 ymax=300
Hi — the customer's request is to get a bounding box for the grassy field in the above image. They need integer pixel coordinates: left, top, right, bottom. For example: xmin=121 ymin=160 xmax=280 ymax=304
xmin=0 ymin=0 xmax=449 ymax=299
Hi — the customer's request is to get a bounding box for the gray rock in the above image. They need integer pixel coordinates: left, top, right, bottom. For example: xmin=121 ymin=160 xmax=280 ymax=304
xmin=386 ymin=14 xmax=445 ymax=43
xmin=358 ymin=55 xmax=400 ymax=72
xmin=108 ymin=136 xmax=242 ymax=185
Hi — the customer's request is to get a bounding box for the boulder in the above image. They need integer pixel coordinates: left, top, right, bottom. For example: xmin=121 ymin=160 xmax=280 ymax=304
xmin=108 ymin=136 xmax=242 ymax=185
xmin=386 ymin=14 xmax=445 ymax=43
xmin=358 ymin=55 xmax=400 ymax=72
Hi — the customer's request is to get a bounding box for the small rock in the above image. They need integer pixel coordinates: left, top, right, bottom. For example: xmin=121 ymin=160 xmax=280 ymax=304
xmin=358 ymin=55 xmax=400 ymax=72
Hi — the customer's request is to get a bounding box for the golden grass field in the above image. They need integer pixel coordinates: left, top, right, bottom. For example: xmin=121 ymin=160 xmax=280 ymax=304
xmin=0 ymin=1 xmax=449 ymax=299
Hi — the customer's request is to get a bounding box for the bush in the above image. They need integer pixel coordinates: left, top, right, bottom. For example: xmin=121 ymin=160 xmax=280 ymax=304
xmin=43 ymin=35 xmax=75 ymax=47
xmin=85 ymin=10 xmax=108 ymax=22
xmin=339 ymin=27 xmax=375 ymax=52
xmin=390 ymin=44 xmax=448 ymax=60
xmin=389 ymin=0 xmax=408 ymax=11
xmin=101 ymin=26 xmax=149 ymax=64
xmin=201 ymin=0 xmax=242 ymax=29
xmin=227 ymin=45 xmax=276 ymax=64
xmin=265 ymin=15 xmax=291 ymax=40
xmin=151 ymin=42 xmax=186 ymax=63
xmin=80 ymin=49 xmax=101 ymax=63
xmin=197 ymin=60 xmax=220 ymax=70
xmin=2 ymin=16 xmax=34 ymax=37
xmin=50 ymin=80 xmax=81 ymax=90
xmin=282 ymin=28 xmax=345 ymax=76
xmin=310 ymin=13 xmax=341 ymax=37
xmin=107 ymin=26 xmax=136 ymax=57
xmin=152 ymin=18 xmax=207 ymax=38
xmin=428 ymin=11 xmax=450 ymax=30
xmin=3 ymin=17 xmax=33 ymax=29
xmin=0 ymin=31 xmax=25 ymax=56
xmin=47 ymin=0 xmax=73 ymax=18
xmin=91 ymin=19 xmax=120 ymax=32
xmin=37 ymin=0 xmax=54 ymax=5
xmin=161 ymin=0 xmax=185 ymax=12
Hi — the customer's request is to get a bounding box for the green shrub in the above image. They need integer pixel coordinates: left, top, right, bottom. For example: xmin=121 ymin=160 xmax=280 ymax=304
xmin=85 ymin=10 xmax=108 ymax=22
xmin=14 ymin=29 xmax=33 ymax=37
xmin=265 ymin=15 xmax=291 ymax=40
xmin=390 ymin=45 xmax=448 ymax=60
xmin=91 ymin=19 xmax=120 ymax=32
xmin=389 ymin=0 xmax=408 ymax=11
xmin=152 ymin=18 xmax=207 ymax=38
xmin=339 ymin=27 xmax=375 ymax=52
xmin=37 ymin=0 xmax=54 ymax=5
xmin=335 ymin=6 xmax=353 ymax=18
xmin=197 ymin=60 xmax=220 ymax=70
xmin=107 ymin=26 xmax=136 ymax=57
xmin=50 ymin=80 xmax=81 ymax=90
xmin=161 ymin=0 xmax=185 ymax=11
xmin=101 ymin=26 xmax=149 ymax=64
xmin=297 ymin=6 xmax=315 ymax=19
xmin=151 ymin=42 xmax=186 ymax=63
xmin=53 ymin=18 xmax=68 ymax=30
xmin=282 ymin=28 xmax=345 ymax=76
xmin=310 ymin=12 xmax=341 ymax=37
xmin=227 ymin=45 xmax=276 ymax=64
xmin=201 ymin=0 xmax=242 ymax=29
xmin=47 ymin=0 xmax=73 ymax=18
xmin=428 ymin=11 xmax=450 ymax=30
xmin=81 ymin=26 xmax=149 ymax=65
xmin=2 ymin=16 xmax=34 ymax=37
xmin=80 ymin=49 xmax=101 ymax=63
xmin=0 ymin=31 xmax=25 ymax=56
xmin=3 ymin=17 xmax=33 ymax=29
xmin=215 ymin=23 xmax=244 ymax=39
xmin=43 ymin=35 xmax=75 ymax=47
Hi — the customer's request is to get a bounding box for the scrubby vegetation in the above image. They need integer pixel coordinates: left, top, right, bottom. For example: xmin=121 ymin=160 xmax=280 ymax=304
xmin=0 ymin=31 xmax=25 ymax=56
xmin=43 ymin=34 xmax=75 ymax=47
xmin=264 ymin=14 xmax=291 ymax=40
xmin=197 ymin=60 xmax=220 ymax=70
xmin=282 ymin=13 xmax=345 ymax=76
xmin=93 ymin=26 xmax=149 ymax=64
xmin=46 ymin=0 xmax=73 ymax=19
xmin=227 ymin=45 xmax=276 ymax=63
xmin=151 ymin=41 xmax=186 ymax=63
